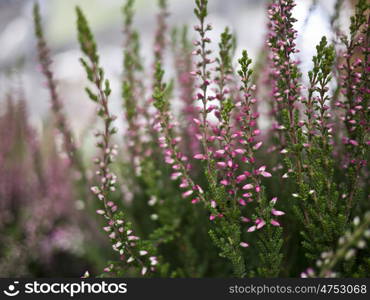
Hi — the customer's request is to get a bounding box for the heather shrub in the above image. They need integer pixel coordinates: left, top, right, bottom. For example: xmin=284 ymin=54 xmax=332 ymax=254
xmin=0 ymin=0 xmax=368 ymax=278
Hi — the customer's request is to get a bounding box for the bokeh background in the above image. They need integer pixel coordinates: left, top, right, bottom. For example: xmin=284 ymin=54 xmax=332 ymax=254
xmin=0 ymin=0 xmax=352 ymax=137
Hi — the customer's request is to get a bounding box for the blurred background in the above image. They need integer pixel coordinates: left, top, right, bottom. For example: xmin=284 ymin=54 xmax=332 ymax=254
xmin=0 ymin=0 xmax=352 ymax=137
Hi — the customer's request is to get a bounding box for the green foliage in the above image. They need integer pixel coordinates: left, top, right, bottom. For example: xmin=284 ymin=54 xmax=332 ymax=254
xmin=76 ymin=7 xmax=99 ymax=65
xmin=194 ymin=0 xmax=208 ymax=20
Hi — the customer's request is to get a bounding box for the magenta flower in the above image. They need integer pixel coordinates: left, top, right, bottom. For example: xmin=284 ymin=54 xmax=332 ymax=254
xmin=271 ymin=208 xmax=285 ymax=216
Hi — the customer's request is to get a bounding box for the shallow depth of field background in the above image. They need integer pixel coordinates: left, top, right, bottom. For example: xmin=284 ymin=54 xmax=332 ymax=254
xmin=0 ymin=0 xmax=350 ymax=136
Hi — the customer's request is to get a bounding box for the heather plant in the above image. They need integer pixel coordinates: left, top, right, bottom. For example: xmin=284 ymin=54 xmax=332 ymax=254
xmin=0 ymin=0 xmax=368 ymax=278
xmin=33 ymin=4 xmax=87 ymax=184
xmin=301 ymin=212 xmax=370 ymax=278
xmin=0 ymin=95 xmax=94 ymax=276
xmin=76 ymin=6 xmax=161 ymax=277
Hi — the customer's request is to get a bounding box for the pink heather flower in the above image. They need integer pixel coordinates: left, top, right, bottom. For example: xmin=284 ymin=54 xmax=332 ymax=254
xmin=209 ymin=215 xmax=216 ymax=221
xmin=220 ymin=179 xmax=229 ymax=185
xmin=253 ymin=129 xmax=261 ymax=136
xmin=193 ymin=118 xmax=201 ymax=125
xmin=240 ymin=242 xmax=249 ymax=248
xmin=253 ymin=141 xmax=263 ymax=150
xmin=139 ymin=250 xmax=148 ymax=256
xmin=96 ymin=210 xmax=105 ymax=215
xmin=182 ymin=190 xmax=193 ymax=198
xmin=234 ymin=148 xmax=245 ymax=154
xmin=243 ymin=193 xmax=252 ymax=198
xmin=242 ymin=183 xmax=254 ymax=190
xmin=271 ymin=208 xmax=285 ymax=216
xmin=247 ymin=225 xmax=256 ymax=232
xmin=217 ymin=161 xmax=227 ymax=168
xmin=255 ymin=186 xmax=261 ymax=193
xmin=103 ymin=226 xmax=111 ymax=232
xmin=211 ymin=200 xmax=216 ymax=208
xmin=91 ymin=186 xmax=100 ymax=194
xmin=256 ymin=219 xmax=266 ymax=230
xmin=261 ymin=171 xmax=272 ymax=177
xmin=165 ymin=157 xmax=175 ymax=164
xmin=270 ymin=219 xmax=281 ymax=227
xmin=194 ymin=184 xmax=204 ymax=194
xmin=270 ymin=197 xmax=278 ymax=205
xmin=179 ymin=180 xmax=189 ymax=188
xmin=215 ymin=149 xmax=225 ymax=155
xmin=258 ymin=165 xmax=266 ymax=172
xmin=239 ymin=199 xmax=247 ymax=206
xmin=191 ymin=198 xmax=200 ymax=204
xmin=195 ymin=133 xmax=202 ymax=140
xmin=227 ymin=160 xmax=233 ymax=168
xmin=171 ymin=172 xmax=182 ymax=180
xmin=241 ymin=217 xmax=251 ymax=223
xmin=236 ymin=174 xmax=246 ymax=183
xmin=349 ymin=140 xmax=359 ymax=146
xmin=193 ymin=153 xmax=206 ymax=160
xmin=141 ymin=267 xmax=147 ymax=276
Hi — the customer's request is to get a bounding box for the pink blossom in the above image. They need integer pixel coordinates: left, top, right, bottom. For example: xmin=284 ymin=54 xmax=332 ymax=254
xmin=271 ymin=208 xmax=285 ymax=216
xmin=241 ymin=217 xmax=250 ymax=223
xmin=247 ymin=225 xmax=256 ymax=232
xmin=270 ymin=219 xmax=281 ymax=226
xmin=234 ymin=148 xmax=245 ymax=154
xmin=220 ymin=179 xmax=229 ymax=185
xmin=215 ymin=149 xmax=225 ymax=155
xmin=194 ymin=153 xmax=206 ymax=160
xmin=182 ymin=190 xmax=194 ymax=198
xmin=256 ymin=219 xmax=266 ymax=229
xmin=261 ymin=171 xmax=272 ymax=177
xmin=242 ymin=183 xmax=254 ymax=190
xmin=349 ymin=140 xmax=359 ymax=146
xmin=171 ymin=172 xmax=182 ymax=180
xmin=239 ymin=199 xmax=247 ymax=206
xmin=216 ymin=161 xmax=227 ymax=168
xmin=270 ymin=197 xmax=278 ymax=205
xmin=236 ymin=174 xmax=247 ymax=183
xmin=253 ymin=141 xmax=263 ymax=150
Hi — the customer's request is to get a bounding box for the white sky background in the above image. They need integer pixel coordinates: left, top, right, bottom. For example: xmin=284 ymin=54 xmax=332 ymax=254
xmin=0 ymin=0 xmax=353 ymax=142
